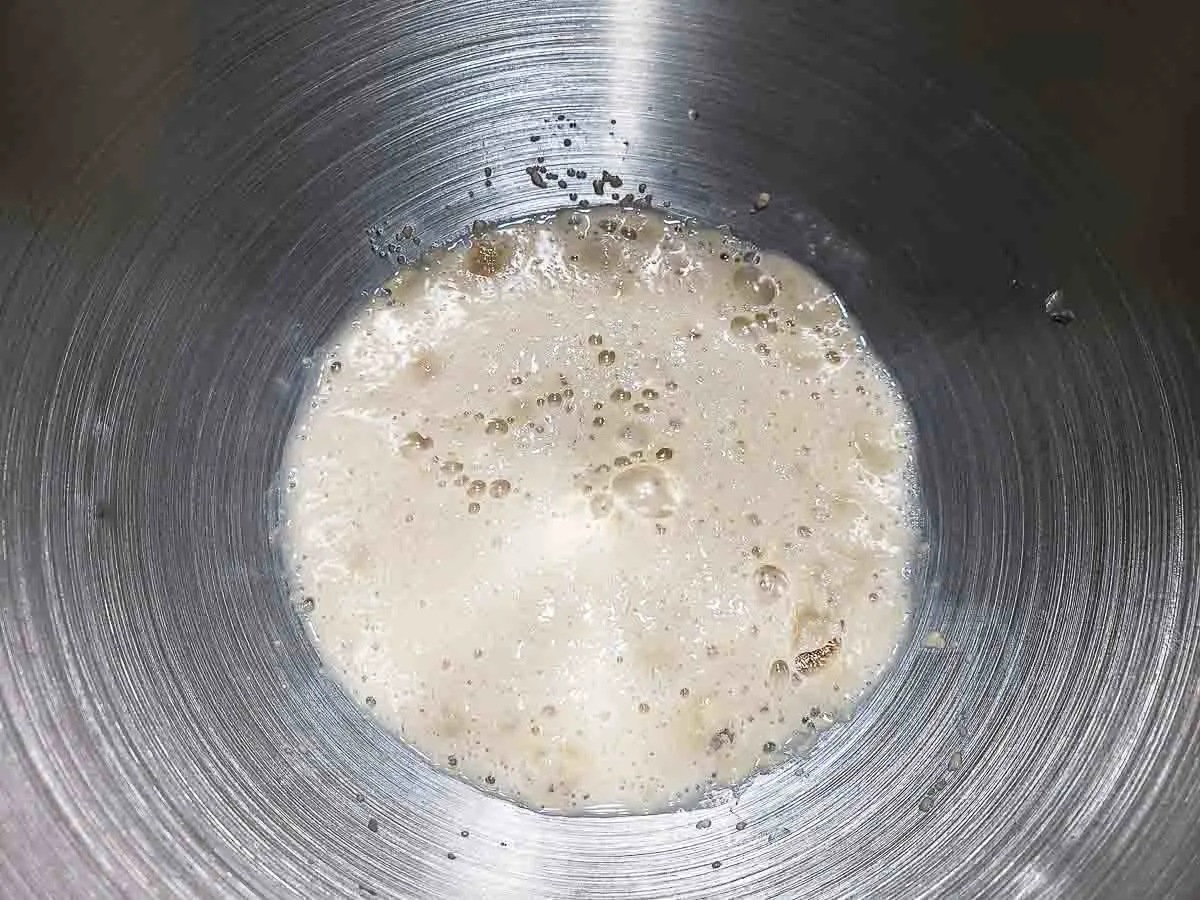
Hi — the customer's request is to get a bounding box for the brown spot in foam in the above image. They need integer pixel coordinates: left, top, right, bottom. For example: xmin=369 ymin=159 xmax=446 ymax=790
xmin=793 ymin=636 xmax=842 ymax=673
xmin=410 ymin=352 xmax=443 ymax=381
xmin=466 ymin=238 xmax=512 ymax=276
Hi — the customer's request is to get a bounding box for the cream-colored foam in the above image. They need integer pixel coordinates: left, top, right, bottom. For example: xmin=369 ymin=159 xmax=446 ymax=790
xmin=281 ymin=209 xmax=917 ymax=812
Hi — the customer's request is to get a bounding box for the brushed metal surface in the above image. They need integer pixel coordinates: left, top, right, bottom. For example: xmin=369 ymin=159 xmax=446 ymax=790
xmin=2 ymin=0 xmax=1199 ymax=897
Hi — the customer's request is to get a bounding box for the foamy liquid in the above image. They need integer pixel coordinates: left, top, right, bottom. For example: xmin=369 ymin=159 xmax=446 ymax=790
xmin=281 ymin=208 xmax=918 ymax=812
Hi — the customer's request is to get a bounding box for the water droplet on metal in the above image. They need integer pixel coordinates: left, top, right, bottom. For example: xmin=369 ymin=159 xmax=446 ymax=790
xmin=1044 ymin=289 xmax=1075 ymax=324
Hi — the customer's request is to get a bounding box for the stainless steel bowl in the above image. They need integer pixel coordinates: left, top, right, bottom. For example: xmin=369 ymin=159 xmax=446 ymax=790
xmin=2 ymin=0 xmax=1199 ymax=897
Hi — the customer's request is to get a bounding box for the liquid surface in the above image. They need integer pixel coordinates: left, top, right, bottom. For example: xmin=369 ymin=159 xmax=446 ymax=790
xmin=281 ymin=209 xmax=918 ymax=812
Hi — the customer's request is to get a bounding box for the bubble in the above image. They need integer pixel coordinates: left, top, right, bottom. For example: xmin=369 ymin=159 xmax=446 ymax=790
xmin=401 ymin=431 xmax=434 ymax=452
xmin=769 ymin=659 xmax=790 ymax=682
xmin=590 ymin=494 xmax=614 ymax=517
xmin=696 ymin=818 xmax=712 ymax=830
xmin=489 ymin=479 xmax=512 ymax=499
xmin=588 ymin=334 xmax=604 ymax=346
xmin=546 ymin=392 xmax=563 ymax=406
xmin=611 ymin=388 xmax=632 ymax=402
xmin=486 ymin=418 xmax=509 ymax=435
xmin=440 ymin=460 xmax=464 ymax=474
xmin=611 ymin=465 xmax=678 ymax=519
xmin=733 ymin=265 xmax=778 ymax=305
xmin=593 ymin=416 xmax=606 ymax=427
xmin=729 ymin=316 xmax=754 ymax=339
xmin=633 ymin=402 xmax=651 ymax=414
xmin=299 ymin=596 xmax=316 ymax=614
xmin=637 ymin=702 xmax=651 ymax=713
xmin=467 ymin=480 xmax=487 ymax=497
xmin=468 ymin=502 xmax=481 ymax=515
xmin=655 ymin=447 xmax=674 ymax=461
xmin=598 ymin=349 xmax=617 ymax=366
xmin=641 ymin=388 xmax=659 ymax=400
xmin=753 ymin=564 xmax=789 ymax=600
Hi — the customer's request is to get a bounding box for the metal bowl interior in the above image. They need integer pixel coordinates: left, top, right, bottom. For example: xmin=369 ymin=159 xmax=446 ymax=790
xmin=1 ymin=1 xmax=1198 ymax=897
